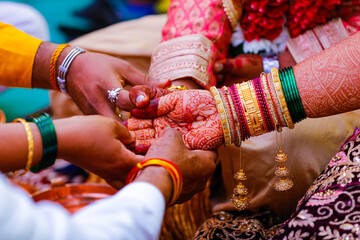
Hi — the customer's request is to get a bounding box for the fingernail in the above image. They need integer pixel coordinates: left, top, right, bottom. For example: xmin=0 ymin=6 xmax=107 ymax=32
xmin=136 ymin=95 xmax=145 ymax=104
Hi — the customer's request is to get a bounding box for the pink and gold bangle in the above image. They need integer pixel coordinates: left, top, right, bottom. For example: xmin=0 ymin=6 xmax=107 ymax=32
xmin=12 ymin=118 xmax=34 ymax=175
xmin=49 ymin=44 xmax=69 ymax=91
xmin=210 ymin=86 xmax=232 ymax=145
xmin=126 ymin=158 xmax=183 ymax=205
xmin=247 ymin=80 xmax=267 ymax=136
xmin=252 ymin=77 xmax=273 ymax=132
xmin=260 ymin=72 xmax=279 ymax=128
xmin=236 ymin=82 xmax=256 ymax=137
xmin=270 ymin=67 xmax=294 ymax=129
xmin=232 ymin=84 xmax=250 ymax=140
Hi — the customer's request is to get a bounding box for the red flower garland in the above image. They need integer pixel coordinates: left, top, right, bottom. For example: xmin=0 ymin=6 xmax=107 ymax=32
xmin=240 ymin=0 xmax=341 ymax=41
xmin=286 ymin=0 xmax=341 ymax=37
xmin=240 ymin=0 xmax=288 ymax=41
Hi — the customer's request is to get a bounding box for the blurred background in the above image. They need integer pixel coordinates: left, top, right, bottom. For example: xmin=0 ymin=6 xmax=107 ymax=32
xmin=0 ymin=0 xmax=169 ymax=121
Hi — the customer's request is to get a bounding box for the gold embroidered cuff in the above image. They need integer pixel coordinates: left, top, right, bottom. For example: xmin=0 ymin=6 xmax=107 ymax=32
xmin=222 ymin=0 xmax=243 ymax=29
xmin=148 ymin=34 xmax=214 ymax=87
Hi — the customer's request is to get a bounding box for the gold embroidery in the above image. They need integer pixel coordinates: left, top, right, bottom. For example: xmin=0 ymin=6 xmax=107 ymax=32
xmin=148 ymin=34 xmax=213 ymax=86
xmin=221 ymin=0 xmax=244 ymax=29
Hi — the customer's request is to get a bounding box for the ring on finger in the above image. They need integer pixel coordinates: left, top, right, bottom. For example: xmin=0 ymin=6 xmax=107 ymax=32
xmin=107 ymin=87 xmax=123 ymax=104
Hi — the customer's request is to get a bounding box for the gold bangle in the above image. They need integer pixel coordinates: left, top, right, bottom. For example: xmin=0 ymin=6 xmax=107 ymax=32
xmin=166 ymin=85 xmax=188 ymax=91
xmin=236 ymin=82 xmax=254 ymax=136
xmin=219 ymin=87 xmax=236 ymax=144
xmin=13 ymin=118 xmax=34 ymax=175
xmin=271 ymin=67 xmax=294 ymax=129
xmin=267 ymin=72 xmax=286 ymax=127
xmin=248 ymin=80 xmax=267 ymax=136
xmin=210 ymin=86 xmax=232 ymax=145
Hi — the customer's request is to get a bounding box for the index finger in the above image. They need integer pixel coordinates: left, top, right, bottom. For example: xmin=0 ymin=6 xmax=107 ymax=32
xmin=131 ymin=91 xmax=180 ymax=118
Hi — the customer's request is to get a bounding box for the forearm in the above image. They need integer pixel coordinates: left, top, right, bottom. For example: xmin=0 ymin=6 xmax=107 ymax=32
xmin=295 ymin=31 xmax=360 ymax=118
xmin=0 ymin=123 xmax=42 ymax=172
xmin=148 ymin=0 xmax=236 ymax=89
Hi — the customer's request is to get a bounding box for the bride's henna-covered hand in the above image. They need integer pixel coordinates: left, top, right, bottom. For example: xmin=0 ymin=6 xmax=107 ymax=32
xmin=125 ymin=90 xmax=224 ymax=152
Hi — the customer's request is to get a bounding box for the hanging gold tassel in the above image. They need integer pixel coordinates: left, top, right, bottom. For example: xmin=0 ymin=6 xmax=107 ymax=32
xmin=232 ymin=169 xmax=250 ymax=210
xmin=273 ymin=127 xmax=293 ymax=191
xmin=231 ymin=147 xmax=250 ymax=211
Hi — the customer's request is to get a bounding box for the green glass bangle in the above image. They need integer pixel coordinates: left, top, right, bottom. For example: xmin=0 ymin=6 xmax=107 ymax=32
xmin=287 ymin=67 xmax=306 ymax=121
xmin=283 ymin=68 xmax=301 ymax=123
xmin=25 ymin=112 xmax=57 ymax=172
xmin=282 ymin=67 xmax=305 ymax=123
xmin=279 ymin=69 xmax=298 ymax=123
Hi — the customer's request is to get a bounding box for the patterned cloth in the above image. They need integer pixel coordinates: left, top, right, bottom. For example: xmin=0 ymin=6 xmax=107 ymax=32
xmin=194 ymin=127 xmax=360 ymax=239
xmin=272 ymin=127 xmax=360 ymax=239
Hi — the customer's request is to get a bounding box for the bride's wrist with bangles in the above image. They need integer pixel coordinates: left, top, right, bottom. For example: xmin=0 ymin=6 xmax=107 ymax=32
xmin=210 ymin=67 xmax=306 ymax=146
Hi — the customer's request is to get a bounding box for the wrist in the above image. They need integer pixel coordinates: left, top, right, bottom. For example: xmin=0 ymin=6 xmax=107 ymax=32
xmin=32 ymin=42 xmax=59 ymax=89
xmin=171 ymin=78 xmax=202 ymax=90
xmin=134 ymin=166 xmax=173 ymax=205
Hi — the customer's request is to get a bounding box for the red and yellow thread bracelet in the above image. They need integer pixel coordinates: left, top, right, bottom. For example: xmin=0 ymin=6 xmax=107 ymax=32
xmin=49 ymin=43 xmax=69 ymax=91
xmin=12 ymin=118 xmax=34 ymax=175
xmin=126 ymin=158 xmax=183 ymax=205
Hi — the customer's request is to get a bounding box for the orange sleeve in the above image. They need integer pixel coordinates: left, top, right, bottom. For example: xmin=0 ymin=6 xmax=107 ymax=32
xmin=0 ymin=22 xmax=42 ymax=88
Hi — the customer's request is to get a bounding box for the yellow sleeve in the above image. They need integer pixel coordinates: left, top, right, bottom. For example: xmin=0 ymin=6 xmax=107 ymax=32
xmin=0 ymin=22 xmax=42 ymax=88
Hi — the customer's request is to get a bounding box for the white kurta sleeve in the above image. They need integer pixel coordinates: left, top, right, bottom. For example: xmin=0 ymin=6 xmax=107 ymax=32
xmin=0 ymin=174 xmax=165 ymax=240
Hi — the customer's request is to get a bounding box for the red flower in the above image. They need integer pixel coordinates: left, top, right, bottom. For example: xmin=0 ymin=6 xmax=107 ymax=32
xmin=286 ymin=0 xmax=340 ymax=38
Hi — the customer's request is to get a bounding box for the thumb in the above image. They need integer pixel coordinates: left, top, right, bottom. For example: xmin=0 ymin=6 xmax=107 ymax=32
xmin=129 ymin=85 xmax=171 ymax=108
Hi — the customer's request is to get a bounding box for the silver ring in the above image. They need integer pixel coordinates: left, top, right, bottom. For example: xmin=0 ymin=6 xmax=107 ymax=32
xmin=107 ymin=87 xmax=123 ymax=104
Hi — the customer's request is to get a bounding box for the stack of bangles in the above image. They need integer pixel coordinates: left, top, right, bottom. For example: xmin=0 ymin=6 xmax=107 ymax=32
xmin=210 ymin=66 xmax=306 ymax=146
xmin=12 ymin=112 xmax=57 ymax=175
xmin=126 ymin=159 xmax=183 ymax=205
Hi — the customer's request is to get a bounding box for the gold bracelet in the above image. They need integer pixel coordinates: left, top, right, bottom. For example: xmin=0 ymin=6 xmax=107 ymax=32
xmin=271 ymin=67 xmax=294 ymax=129
xmin=248 ymin=80 xmax=267 ymax=136
xmin=210 ymin=86 xmax=232 ymax=145
xmin=236 ymin=82 xmax=254 ymax=136
xmin=13 ymin=118 xmax=34 ymax=175
xmin=219 ymin=87 xmax=236 ymax=144
xmin=166 ymin=85 xmax=188 ymax=91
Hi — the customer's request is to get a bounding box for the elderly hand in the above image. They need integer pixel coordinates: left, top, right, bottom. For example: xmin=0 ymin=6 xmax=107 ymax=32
xmin=125 ymin=89 xmax=224 ymax=153
xmin=54 ymin=115 xmax=143 ymax=189
xmin=137 ymin=128 xmax=218 ymax=204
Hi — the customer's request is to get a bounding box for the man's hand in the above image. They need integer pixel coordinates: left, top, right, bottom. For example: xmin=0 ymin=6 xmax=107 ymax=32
xmin=139 ymin=128 xmax=217 ymax=204
xmin=54 ymin=115 xmax=143 ymax=189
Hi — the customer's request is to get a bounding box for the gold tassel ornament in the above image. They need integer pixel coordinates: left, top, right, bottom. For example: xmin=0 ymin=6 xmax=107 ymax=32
xmin=231 ymin=148 xmax=250 ymax=210
xmin=272 ymin=126 xmax=293 ymax=191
